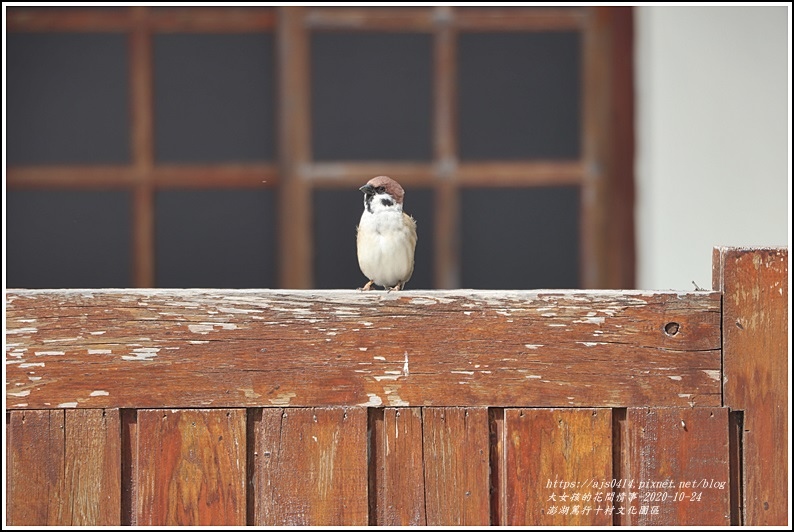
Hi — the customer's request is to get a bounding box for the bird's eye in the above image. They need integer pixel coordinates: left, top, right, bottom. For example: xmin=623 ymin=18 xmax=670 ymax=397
xmin=375 ymin=186 xmax=385 ymax=193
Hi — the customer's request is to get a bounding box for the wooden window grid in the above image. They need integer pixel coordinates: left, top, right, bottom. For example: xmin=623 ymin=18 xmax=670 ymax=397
xmin=6 ymin=6 xmax=635 ymax=289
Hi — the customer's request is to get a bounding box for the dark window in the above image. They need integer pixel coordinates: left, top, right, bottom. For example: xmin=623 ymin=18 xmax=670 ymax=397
xmin=6 ymin=33 xmax=130 ymax=165
xmin=154 ymin=33 xmax=275 ymax=163
xmin=458 ymin=32 xmax=581 ymax=160
xmin=312 ymin=32 xmax=433 ymax=161
xmin=461 ymin=186 xmax=580 ymax=288
xmin=7 ymin=190 xmax=132 ymax=288
xmin=155 ymin=189 xmax=276 ymax=287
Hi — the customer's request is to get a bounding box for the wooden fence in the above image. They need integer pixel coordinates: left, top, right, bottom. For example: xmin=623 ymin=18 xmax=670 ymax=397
xmin=5 ymin=247 xmax=788 ymax=526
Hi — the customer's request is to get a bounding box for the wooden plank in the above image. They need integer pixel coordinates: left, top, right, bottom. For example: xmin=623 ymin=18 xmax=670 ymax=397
xmin=6 ymin=7 xmax=133 ymax=32
xmin=147 ymin=7 xmax=276 ymax=32
xmin=63 ymin=409 xmax=122 ymax=525
xmin=7 ymin=410 xmax=66 ymax=525
xmin=6 ymin=409 xmax=121 ymax=525
xmin=6 ymin=166 xmax=139 ymax=188
xmin=617 ymin=407 xmax=730 ymax=526
xmin=422 ymin=407 xmax=490 ymax=525
xmin=370 ymin=408 xmax=426 ymax=525
xmin=713 ymin=247 xmax=788 ymax=526
xmin=456 ymin=161 xmax=584 ymax=186
xmin=500 ymin=408 xmax=612 ymax=526
xmin=6 ymin=289 xmax=722 ymax=408
xmin=249 ymin=407 xmax=368 ymax=525
xmin=277 ymin=7 xmax=312 ymax=288
xmin=453 ymin=7 xmax=587 ymax=31
xmin=305 ymin=7 xmax=436 ymax=31
xmin=135 ymin=409 xmax=246 ymax=525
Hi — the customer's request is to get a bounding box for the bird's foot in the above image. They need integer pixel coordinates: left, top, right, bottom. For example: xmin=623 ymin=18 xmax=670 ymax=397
xmin=386 ymin=282 xmax=404 ymax=293
xmin=359 ymin=280 xmax=375 ymax=291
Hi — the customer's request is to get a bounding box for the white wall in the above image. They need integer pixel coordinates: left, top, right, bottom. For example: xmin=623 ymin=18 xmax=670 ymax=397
xmin=635 ymin=6 xmax=790 ymax=289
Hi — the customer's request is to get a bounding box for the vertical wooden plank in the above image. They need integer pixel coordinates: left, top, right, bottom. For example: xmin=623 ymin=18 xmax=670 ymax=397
xmin=136 ymin=409 xmax=247 ymax=525
xmin=714 ymin=247 xmax=788 ymax=526
xmin=620 ymin=407 xmax=730 ymax=526
xmin=63 ymin=409 xmax=121 ymax=525
xmin=422 ymin=407 xmax=490 ymax=525
xmin=489 ymin=407 xmax=507 ymax=525
xmin=7 ymin=410 xmax=66 ymax=525
xmin=277 ymin=7 xmax=313 ymax=288
xmin=130 ymin=6 xmax=155 ymax=288
xmin=433 ymin=6 xmax=460 ymax=289
xmin=502 ymin=408 xmax=612 ymax=526
xmin=249 ymin=407 xmax=368 ymax=525
xmin=370 ymin=408 xmax=426 ymax=525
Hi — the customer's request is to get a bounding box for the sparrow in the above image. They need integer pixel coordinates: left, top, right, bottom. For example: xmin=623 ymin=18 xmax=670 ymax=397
xmin=356 ymin=176 xmax=417 ymax=291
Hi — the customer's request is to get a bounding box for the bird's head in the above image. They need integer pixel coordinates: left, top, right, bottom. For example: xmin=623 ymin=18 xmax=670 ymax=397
xmin=360 ymin=175 xmax=405 ymax=213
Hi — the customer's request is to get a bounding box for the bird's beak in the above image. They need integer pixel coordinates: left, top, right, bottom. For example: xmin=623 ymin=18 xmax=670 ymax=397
xmin=359 ymin=184 xmax=375 ymax=195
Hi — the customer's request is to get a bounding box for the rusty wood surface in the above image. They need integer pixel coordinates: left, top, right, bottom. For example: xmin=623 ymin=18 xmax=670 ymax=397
xmin=499 ymin=408 xmax=612 ymax=526
xmin=135 ymin=409 xmax=247 ymax=525
xmin=713 ymin=247 xmax=788 ymax=526
xmin=422 ymin=407 xmax=491 ymax=525
xmin=370 ymin=408 xmax=426 ymax=525
xmin=617 ymin=407 xmax=730 ymax=526
xmin=249 ymin=407 xmax=368 ymax=525
xmin=6 ymin=289 xmax=721 ymax=409
xmin=6 ymin=409 xmax=121 ymax=526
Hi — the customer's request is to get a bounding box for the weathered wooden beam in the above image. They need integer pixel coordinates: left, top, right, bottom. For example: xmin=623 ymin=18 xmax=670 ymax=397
xmin=6 ymin=289 xmax=721 ymax=409
xmin=713 ymin=247 xmax=788 ymax=526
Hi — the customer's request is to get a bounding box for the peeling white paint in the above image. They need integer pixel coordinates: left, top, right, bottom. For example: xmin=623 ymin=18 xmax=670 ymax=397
xmin=238 ymin=387 xmax=261 ymax=399
xmin=373 ymin=356 xmax=386 ymax=361
xmin=451 ymin=370 xmax=474 ymax=375
xmin=269 ymin=392 xmax=296 ymax=405
xmin=7 ymin=327 xmax=38 ymax=335
xmin=28 ymin=376 xmax=42 ymax=381
xmin=35 ymin=351 xmax=65 ymax=356
xmin=19 ymin=362 xmax=45 ymax=368
xmin=58 ymin=402 xmax=79 ymax=408
xmin=88 ymin=349 xmax=112 ymax=355
xmin=358 ymin=347 xmax=368 ymax=351
xmin=403 ymin=352 xmax=409 ymax=376
xmin=526 ymin=375 xmax=542 ymax=379
xmin=122 ymin=347 xmax=160 ymax=361
xmin=577 ymin=342 xmax=601 ymax=347
xmin=547 ymin=323 xmax=567 ymax=328
xmin=359 ymin=393 xmax=383 ymax=407
xmin=524 ymin=344 xmax=543 ymax=349
xmin=90 ymin=331 xmax=106 ymax=335
xmin=702 ymin=369 xmax=721 ymax=381
xmin=89 ymin=390 xmax=110 ymax=396
xmin=374 ymin=375 xmax=400 ymax=381
xmin=668 ymin=376 xmax=683 ymax=381
xmin=189 ymin=340 xmax=209 ymax=345
xmin=8 ymin=390 xmax=31 ymax=397
xmin=43 ymin=337 xmax=81 ymax=343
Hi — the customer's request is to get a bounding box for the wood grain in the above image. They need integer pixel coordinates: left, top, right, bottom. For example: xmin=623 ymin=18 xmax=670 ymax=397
xmin=370 ymin=408 xmax=426 ymax=525
xmin=7 ymin=410 xmax=66 ymax=525
xmin=617 ymin=407 xmax=730 ymax=526
xmin=713 ymin=247 xmax=788 ymax=525
xmin=499 ymin=408 xmax=612 ymax=526
xmin=63 ymin=409 xmax=122 ymax=525
xmin=249 ymin=407 xmax=368 ymax=525
xmin=6 ymin=409 xmax=121 ymax=526
xmin=422 ymin=407 xmax=490 ymax=525
xmin=6 ymin=289 xmax=721 ymax=409
xmin=135 ymin=409 xmax=247 ymax=525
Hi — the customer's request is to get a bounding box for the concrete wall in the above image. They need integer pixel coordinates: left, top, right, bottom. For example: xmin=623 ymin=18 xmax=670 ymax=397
xmin=634 ymin=6 xmax=789 ymax=289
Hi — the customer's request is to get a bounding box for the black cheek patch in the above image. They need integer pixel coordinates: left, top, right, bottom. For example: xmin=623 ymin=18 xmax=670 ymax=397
xmin=381 ymin=198 xmax=394 ymax=207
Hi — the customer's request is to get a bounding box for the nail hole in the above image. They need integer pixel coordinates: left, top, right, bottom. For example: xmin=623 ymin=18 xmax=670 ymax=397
xmin=664 ymin=322 xmax=680 ymax=336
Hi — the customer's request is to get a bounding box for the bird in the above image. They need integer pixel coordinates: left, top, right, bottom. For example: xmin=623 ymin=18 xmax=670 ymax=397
xmin=356 ymin=175 xmax=417 ymax=291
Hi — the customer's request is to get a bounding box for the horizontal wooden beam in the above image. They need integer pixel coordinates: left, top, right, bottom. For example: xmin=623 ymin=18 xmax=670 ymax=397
xmin=6 ymin=289 xmax=721 ymax=409
xmin=6 ymin=7 xmax=276 ymax=33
